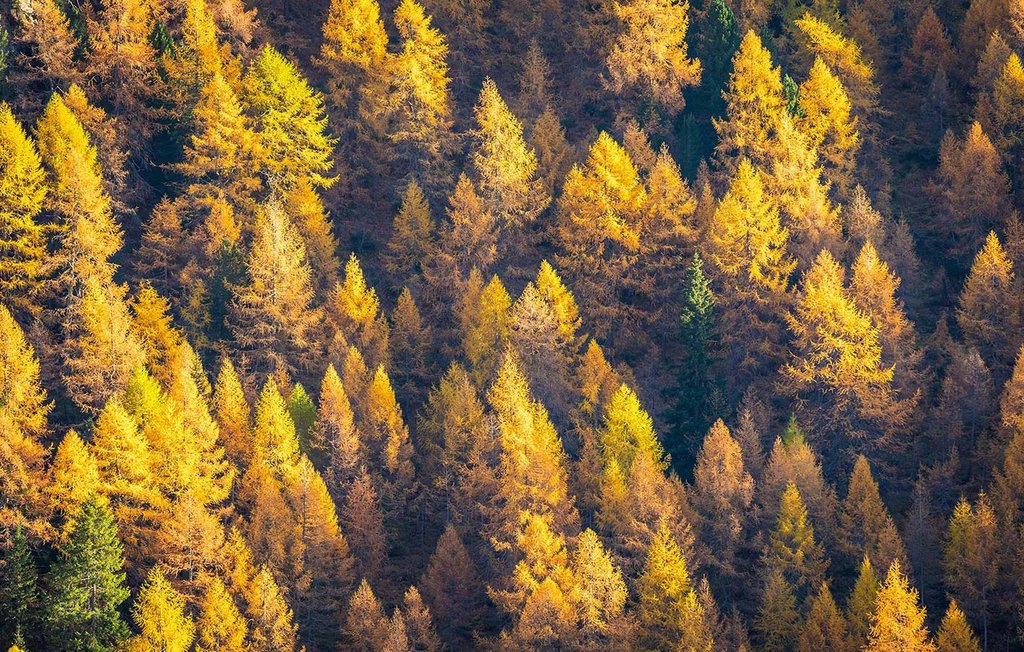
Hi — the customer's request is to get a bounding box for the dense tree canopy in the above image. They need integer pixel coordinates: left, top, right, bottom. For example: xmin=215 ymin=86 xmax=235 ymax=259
xmin=4 ymin=0 xmax=1024 ymax=648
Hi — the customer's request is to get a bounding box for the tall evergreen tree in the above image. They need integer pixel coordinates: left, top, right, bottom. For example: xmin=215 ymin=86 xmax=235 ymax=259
xmin=44 ymin=496 xmax=130 ymax=652
xmin=667 ymin=251 xmax=717 ymax=470
xmin=0 ymin=528 xmax=39 ymax=650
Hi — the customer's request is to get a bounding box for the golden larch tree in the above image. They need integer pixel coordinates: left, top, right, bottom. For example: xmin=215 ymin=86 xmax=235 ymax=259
xmin=634 ymin=523 xmax=712 ymax=651
xmin=194 ymin=575 xmax=248 ymax=652
xmin=0 ymin=104 xmax=48 ymax=316
xmin=126 ymin=567 xmax=195 ymax=652
xmin=469 ymin=78 xmax=549 ymax=229
xmin=0 ymin=305 xmax=51 ymax=544
xmin=243 ymin=45 xmax=336 ymax=189
xmin=384 ymin=0 xmax=454 ymax=177
xmin=714 ymin=31 xmax=784 ymax=174
xmin=936 ymin=600 xmax=982 ymax=652
xmin=63 ymin=278 xmax=146 ymax=413
xmin=798 ymin=57 xmax=860 ymax=196
xmin=604 ymin=0 xmax=702 ymax=122
xmin=866 ymin=559 xmax=936 ymax=652
xmin=956 ymin=232 xmax=1021 ymax=379
xmin=230 ymin=202 xmax=323 ymax=379
xmin=35 ymin=93 xmax=122 ymax=291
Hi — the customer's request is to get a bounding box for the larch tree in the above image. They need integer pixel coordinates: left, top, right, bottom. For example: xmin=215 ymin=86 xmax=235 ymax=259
xmin=977 ymin=54 xmax=1024 ymax=179
xmin=316 ymin=0 xmax=390 ymax=144
xmin=34 ymin=93 xmax=122 ymax=292
xmin=0 ymin=104 xmax=47 ymax=317
xmin=793 ymin=14 xmax=879 ymax=123
xmin=972 ymin=32 xmax=1012 ymax=100
xmin=640 ymin=146 xmax=698 ymax=316
xmin=309 ymin=363 xmax=362 ymax=496
xmin=936 ymin=600 xmax=981 ymax=652
xmin=847 ymin=555 xmax=879 ymax=647
xmin=420 ymin=524 xmax=486 ymax=645
xmin=417 ymin=362 xmax=495 ymax=523
xmin=784 ymin=249 xmax=907 ymax=452
xmin=125 ymin=567 xmax=195 ymax=652
xmin=340 ymin=471 xmax=387 ymax=584
xmin=63 ymin=277 xmax=146 ymax=413
xmin=491 ymin=510 xmax=576 ymax=648
xmin=249 ymin=378 xmax=301 ymax=471
xmin=798 ymin=582 xmax=851 ymax=652
xmin=866 ymin=559 xmax=936 ymax=652
xmin=130 ymin=284 xmax=185 ymax=388
xmin=509 ymin=281 xmax=572 ymax=421
xmin=956 ymin=232 xmax=1021 ymax=380
xmin=60 ymin=84 xmax=132 ymax=217
xmin=930 ymin=122 xmax=1013 ymax=264
xmin=242 ymin=45 xmax=336 ymax=189
xmin=604 ymin=0 xmax=702 ymax=124
xmin=246 ymin=565 xmax=300 ymax=652
xmin=575 ymin=339 xmax=621 ymax=431
xmin=365 ymin=365 xmax=416 ymax=502
xmin=160 ymin=0 xmax=229 ymax=117
xmin=487 ymin=351 xmax=576 ymax=549
xmin=217 ymin=530 xmax=299 ymax=652
xmin=460 ymin=271 xmax=512 ymax=386
xmin=286 ymin=383 xmax=315 ymax=447
xmin=713 ymin=30 xmax=785 ymax=174
xmin=515 ymin=40 xmax=555 ymax=125
xmin=900 ymin=8 xmax=955 ymax=91
xmin=177 ymin=72 xmax=263 ymax=213
xmin=600 ymin=384 xmax=667 ymax=481
xmin=838 ymin=456 xmax=907 ymax=578
xmin=690 ymin=419 xmax=754 ymax=582
xmin=345 ymin=579 xmax=387 ymax=649
xmin=89 ymin=397 xmax=165 ymax=564
xmin=389 ymin=287 xmax=432 ymax=398
xmin=86 ymin=0 xmax=163 ymax=148
xmin=384 ymin=0 xmax=454 ymax=180
xmin=754 ymin=568 xmax=800 ymax=652
xmin=44 ymin=496 xmax=130 ymax=652
xmin=943 ymin=495 xmax=1000 ymax=650
xmin=278 ymin=455 xmax=353 ymax=648
xmin=430 ymin=174 xmax=498 ymax=284
xmin=386 ymin=179 xmax=435 ymax=282
xmin=231 ymin=201 xmax=323 ymax=379
xmin=47 ymin=432 xmax=102 ymax=542
xmin=534 ymin=261 xmax=581 ymax=347
xmin=281 ymin=177 xmax=340 ymax=295
xmin=0 ymin=305 xmax=50 ymax=545
xmin=469 ymin=78 xmax=549 ymax=230
xmin=708 ymin=158 xmax=794 ymax=396
xmin=399 ymin=587 xmax=442 ymax=651
xmin=797 ymin=57 xmax=860 ymax=196
xmin=766 ymin=481 xmax=828 ymax=599
xmin=194 ymin=575 xmax=248 ymax=652
xmin=8 ymin=0 xmax=81 ymax=115
xmin=960 ymin=0 xmax=1011 ymax=62
xmin=849 ymin=241 xmax=923 ymax=396
xmin=569 ymin=528 xmax=629 ymax=645
xmin=554 ymin=131 xmax=647 ymax=337
xmin=759 ymin=418 xmax=839 ymax=543
xmin=212 ymin=357 xmax=251 ymax=468
xmin=634 ymin=524 xmax=712 ymax=651
xmin=326 ymin=253 xmax=390 ymax=371
xmin=529 ymin=108 xmax=574 ymax=198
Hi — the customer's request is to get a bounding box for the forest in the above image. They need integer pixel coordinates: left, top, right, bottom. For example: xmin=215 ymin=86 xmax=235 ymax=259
xmin=1 ymin=0 xmax=1024 ymax=649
